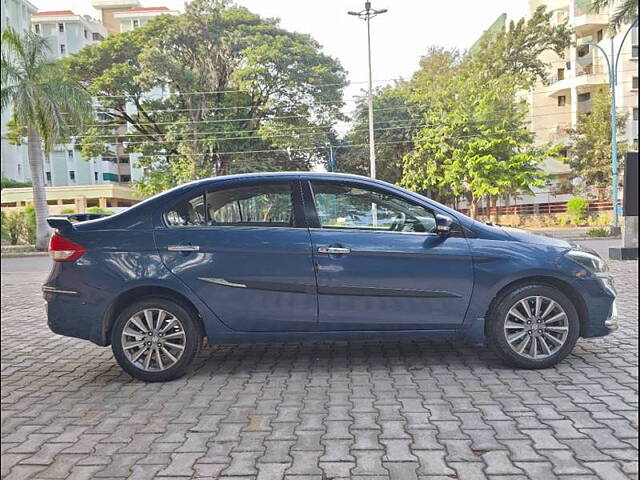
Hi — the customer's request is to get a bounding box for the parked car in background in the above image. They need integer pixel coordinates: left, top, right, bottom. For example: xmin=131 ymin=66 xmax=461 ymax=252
xmin=44 ymin=173 xmax=617 ymax=381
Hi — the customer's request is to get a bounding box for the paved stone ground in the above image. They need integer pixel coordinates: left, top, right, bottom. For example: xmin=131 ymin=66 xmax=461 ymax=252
xmin=1 ymin=262 xmax=638 ymax=480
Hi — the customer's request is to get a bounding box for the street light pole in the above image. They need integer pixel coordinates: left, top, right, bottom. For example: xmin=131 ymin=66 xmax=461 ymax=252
xmin=348 ymin=2 xmax=388 ymax=179
xmin=587 ymin=18 xmax=638 ymax=231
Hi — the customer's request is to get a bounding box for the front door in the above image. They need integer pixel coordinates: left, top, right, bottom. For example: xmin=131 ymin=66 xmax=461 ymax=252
xmin=305 ymin=180 xmax=474 ymax=331
xmin=155 ymin=180 xmax=318 ymax=332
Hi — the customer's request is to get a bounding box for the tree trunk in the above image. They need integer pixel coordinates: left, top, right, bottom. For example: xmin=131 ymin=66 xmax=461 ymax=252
xmin=491 ymin=195 xmax=500 ymax=224
xmin=27 ymin=126 xmax=50 ymax=250
xmin=469 ymin=196 xmax=479 ymax=219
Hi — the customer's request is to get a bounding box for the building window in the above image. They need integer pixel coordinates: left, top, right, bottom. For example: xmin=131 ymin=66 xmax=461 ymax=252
xmin=577 ymin=92 xmax=591 ymax=102
xmin=67 ymin=149 xmax=74 ymax=160
xmin=557 ymin=68 xmax=564 ymax=81
xmin=92 ymin=32 xmax=104 ymax=41
xmin=119 ymin=157 xmax=129 ymax=164
xmin=94 ymin=172 xmax=99 ymax=181
xmin=577 ymin=44 xmax=590 ymax=58
xmin=634 ymin=77 xmax=639 ymax=90
xmin=84 ymin=28 xmax=88 ymax=38
xmin=46 ymin=172 xmax=52 ymax=182
xmin=633 ymin=46 xmax=639 ymax=59
xmin=558 ymin=96 xmax=567 ymax=107
xmin=597 ymin=29 xmax=603 ymax=42
xmin=60 ymin=44 xmax=66 ymax=55
xmin=634 ymin=108 xmax=639 ymax=121
xmin=69 ymin=171 xmax=75 ymax=181
xmin=132 ymin=19 xmax=139 ymax=28
xmin=34 ymin=24 xmax=40 ymax=34
xmin=120 ymin=174 xmax=131 ymax=182
xmin=58 ymin=23 xmax=64 ymax=32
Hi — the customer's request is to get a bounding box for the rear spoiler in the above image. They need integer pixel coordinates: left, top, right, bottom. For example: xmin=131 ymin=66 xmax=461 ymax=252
xmin=47 ymin=216 xmax=74 ymax=232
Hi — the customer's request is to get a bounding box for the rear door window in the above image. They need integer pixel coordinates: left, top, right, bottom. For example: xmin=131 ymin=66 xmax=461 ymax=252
xmin=164 ymin=182 xmax=300 ymax=228
xmin=206 ymin=184 xmax=295 ymax=227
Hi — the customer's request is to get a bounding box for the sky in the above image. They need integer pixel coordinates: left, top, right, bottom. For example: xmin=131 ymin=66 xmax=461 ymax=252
xmin=31 ymin=0 xmax=531 ymax=122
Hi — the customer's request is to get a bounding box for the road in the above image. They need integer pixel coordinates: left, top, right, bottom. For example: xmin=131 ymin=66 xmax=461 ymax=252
xmin=0 ymin=237 xmax=622 ymax=276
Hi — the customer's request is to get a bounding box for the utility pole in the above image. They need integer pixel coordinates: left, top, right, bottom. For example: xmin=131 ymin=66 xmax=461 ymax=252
xmin=587 ymin=17 xmax=638 ymax=232
xmin=348 ymin=2 xmax=388 ymax=179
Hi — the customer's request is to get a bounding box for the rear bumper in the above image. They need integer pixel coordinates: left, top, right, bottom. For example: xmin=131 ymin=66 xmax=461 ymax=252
xmin=44 ymin=288 xmax=107 ymax=346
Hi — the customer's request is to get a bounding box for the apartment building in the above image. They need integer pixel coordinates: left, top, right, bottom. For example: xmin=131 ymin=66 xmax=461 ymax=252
xmin=16 ymin=1 xmax=176 ymax=188
xmin=528 ymin=0 xmax=638 ymax=185
xmin=29 ymin=10 xmax=121 ymax=188
xmin=0 ymin=0 xmax=37 ymax=183
xmin=113 ymin=6 xmax=176 ymax=32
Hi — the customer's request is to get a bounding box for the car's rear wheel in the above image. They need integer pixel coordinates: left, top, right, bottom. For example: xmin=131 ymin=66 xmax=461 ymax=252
xmin=487 ymin=284 xmax=580 ymax=369
xmin=111 ymin=298 xmax=202 ymax=382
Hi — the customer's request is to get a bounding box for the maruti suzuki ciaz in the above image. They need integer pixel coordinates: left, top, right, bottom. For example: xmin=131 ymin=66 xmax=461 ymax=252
xmin=44 ymin=173 xmax=618 ymax=382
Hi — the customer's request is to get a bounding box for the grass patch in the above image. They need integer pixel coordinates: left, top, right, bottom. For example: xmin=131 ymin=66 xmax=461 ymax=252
xmin=586 ymin=227 xmax=610 ymax=238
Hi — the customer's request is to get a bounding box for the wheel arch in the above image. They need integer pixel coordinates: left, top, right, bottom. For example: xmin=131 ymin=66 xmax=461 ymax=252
xmin=102 ymin=285 xmax=206 ymax=346
xmin=484 ymin=275 xmax=589 ymax=337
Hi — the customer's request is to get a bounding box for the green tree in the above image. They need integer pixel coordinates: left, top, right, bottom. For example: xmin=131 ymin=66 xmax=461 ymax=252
xmin=399 ymin=9 xmax=569 ymax=218
xmin=567 ymin=88 xmax=627 ymax=200
xmin=1 ymin=28 xmax=92 ymax=249
xmin=591 ymin=0 xmax=638 ymax=33
xmin=336 ymin=84 xmax=418 ymax=184
xmin=66 ymin=0 xmax=346 ymax=195
xmin=402 ymin=70 xmax=550 ymax=219
xmin=469 ymin=6 xmax=572 ymax=88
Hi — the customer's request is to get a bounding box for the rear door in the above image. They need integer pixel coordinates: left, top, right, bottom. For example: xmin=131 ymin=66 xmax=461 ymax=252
xmin=154 ymin=179 xmax=318 ymax=332
xmin=304 ymin=180 xmax=474 ymax=331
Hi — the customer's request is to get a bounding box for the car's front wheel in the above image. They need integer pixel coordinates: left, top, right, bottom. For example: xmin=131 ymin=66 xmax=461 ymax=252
xmin=111 ymin=298 xmax=202 ymax=382
xmin=487 ymin=284 xmax=580 ymax=369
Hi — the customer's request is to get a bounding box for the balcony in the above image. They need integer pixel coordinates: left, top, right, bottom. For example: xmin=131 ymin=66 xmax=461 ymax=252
xmin=573 ymin=2 xmax=608 ymax=34
xmin=547 ymin=63 xmax=608 ymax=97
xmin=572 ymin=13 xmax=608 ymax=34
xmin=549 ymin=123 xmax=573 ymax=142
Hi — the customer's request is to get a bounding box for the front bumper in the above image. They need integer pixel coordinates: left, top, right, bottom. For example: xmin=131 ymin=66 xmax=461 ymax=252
xmin=580 ymin=274 xmax=618 ymax=338
xmin=604 ymin=299 xmax=618 ymax=332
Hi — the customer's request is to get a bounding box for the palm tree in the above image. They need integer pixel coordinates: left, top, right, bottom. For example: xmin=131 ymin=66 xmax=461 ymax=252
xmin=1 ymin=27 xmax=91 ymax=250
xmin=591 ymin=0 xmax=638 ymax=33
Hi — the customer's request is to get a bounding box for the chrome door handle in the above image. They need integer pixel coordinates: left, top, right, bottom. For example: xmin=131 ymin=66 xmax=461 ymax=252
xmin=318 ymin=246 xmax=351 ymax=254
xmin=167 ymin=245 xmax=200 ymax=252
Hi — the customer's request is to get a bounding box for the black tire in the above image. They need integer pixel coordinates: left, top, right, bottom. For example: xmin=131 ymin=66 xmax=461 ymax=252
xmin=111 ymin=297 xmax=202 ymax=382
xmin=486 ymin=284 xmax=580 ymax=369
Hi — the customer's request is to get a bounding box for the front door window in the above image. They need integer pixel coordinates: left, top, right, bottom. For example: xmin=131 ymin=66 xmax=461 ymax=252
xmin=311 ymin=182 xmax=437 ymax=233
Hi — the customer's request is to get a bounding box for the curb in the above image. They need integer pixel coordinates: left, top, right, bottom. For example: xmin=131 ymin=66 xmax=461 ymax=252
xmin=560 ymin=236 xmax=622 ymax=242
xmin=1 ymin=251 xmax=49 ymax=258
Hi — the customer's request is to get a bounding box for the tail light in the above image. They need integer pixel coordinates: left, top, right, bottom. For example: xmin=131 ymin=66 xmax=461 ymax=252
xmin=49 ymin=233 xmax=86 ymax=262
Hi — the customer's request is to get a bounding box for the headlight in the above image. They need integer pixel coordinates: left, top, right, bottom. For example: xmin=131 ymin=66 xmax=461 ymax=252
xmin=566 ymin=249 xmax=609 ymax=273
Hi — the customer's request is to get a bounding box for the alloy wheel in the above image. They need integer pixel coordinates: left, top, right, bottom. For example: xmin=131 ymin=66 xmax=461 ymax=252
xmin=121 ymin=308 xmax=186 ymax=371
xmin=503 ymin=296 xmax=570 ymax=360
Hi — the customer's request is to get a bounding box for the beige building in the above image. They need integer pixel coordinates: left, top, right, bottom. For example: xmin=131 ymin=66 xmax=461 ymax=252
xmin=91 ymin=0 xmax=178 ymax=35
xmin=528 ymin=0 xmax=638 ymax=179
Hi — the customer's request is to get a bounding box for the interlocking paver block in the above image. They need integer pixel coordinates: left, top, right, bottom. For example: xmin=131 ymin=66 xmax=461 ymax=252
xmin=0 ymin=262 xmax=637 ymax=480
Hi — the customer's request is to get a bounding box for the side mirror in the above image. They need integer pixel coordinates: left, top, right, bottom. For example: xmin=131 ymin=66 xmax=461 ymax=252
xmin=435 ymin=214 xmax=453 ymax=236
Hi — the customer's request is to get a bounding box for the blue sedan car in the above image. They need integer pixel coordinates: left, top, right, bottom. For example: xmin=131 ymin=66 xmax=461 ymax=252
xmin=44 ymin=173 xmax=617 ymax=381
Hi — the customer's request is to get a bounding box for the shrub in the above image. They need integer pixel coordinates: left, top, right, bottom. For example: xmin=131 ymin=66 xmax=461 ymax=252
xmin=87 ymin=206 xmax=114 ymax=215
xmin=0 ymin=176 xmax=31 ymax=189
xmin=566 ymin=197 xmax=588 ymax=225
xmin=23 ymin=204 xmax=36 ymax=245
xmin=60 ymin=208 xmax=75 ymax=214
xmin=0 ymin=210 xmax=27 ymax=245
xmin=587 ymin=227 xmax=610 ymax=237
